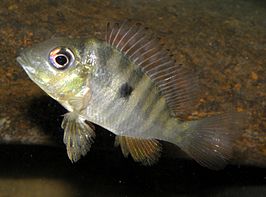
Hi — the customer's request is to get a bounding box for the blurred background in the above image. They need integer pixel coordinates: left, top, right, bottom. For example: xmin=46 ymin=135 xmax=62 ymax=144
xmin=0 ymin=0 xmax=265 ymax=196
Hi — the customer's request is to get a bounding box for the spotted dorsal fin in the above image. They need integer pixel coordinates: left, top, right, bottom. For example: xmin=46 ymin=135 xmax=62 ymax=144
xmin=106 ymin=21 xmax=198 ymax=117
xmin=114 ymin=136 xmax=162 ymax=165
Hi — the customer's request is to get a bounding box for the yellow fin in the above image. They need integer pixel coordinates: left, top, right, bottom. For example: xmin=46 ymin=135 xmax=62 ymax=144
xmin=61 ymin=112 xmax=95 ymax=162
xmin=115 ymin=136 xmax=162 ymax=165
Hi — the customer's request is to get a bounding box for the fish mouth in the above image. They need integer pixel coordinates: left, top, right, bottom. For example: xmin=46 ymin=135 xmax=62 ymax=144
xmin=16 ymin=54 xmax=44 ymax=89
xmin=16 ymin=54 xmax=36 ymax=76
xmin=16 ymin=54 xmax=55 ymax=99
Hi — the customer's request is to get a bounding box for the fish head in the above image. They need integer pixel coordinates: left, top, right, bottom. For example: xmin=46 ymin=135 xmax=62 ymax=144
xmin=17 ymin=38 xmax=94 ymax=108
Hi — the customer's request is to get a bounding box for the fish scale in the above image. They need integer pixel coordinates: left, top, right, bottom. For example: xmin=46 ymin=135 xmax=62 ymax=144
xmin=86 ymin=42 xmax=169 ymax=138
xmin=86 ymin=42 xmax=169 ymax=137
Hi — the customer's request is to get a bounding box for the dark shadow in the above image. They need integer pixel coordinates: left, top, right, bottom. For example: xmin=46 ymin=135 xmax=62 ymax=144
xmin=0 ymin=144 xmax=265 ymax=196
xmin=24 ymin=94 xmax=120 ymax=154
xmin=26 ymin=95 xmax=67 ymax=144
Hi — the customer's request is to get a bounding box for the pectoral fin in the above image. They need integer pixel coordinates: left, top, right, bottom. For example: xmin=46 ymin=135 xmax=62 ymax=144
xmin=68 ymin=86 xmax=91 ymax=112
xmin=61 ymin=112 xmax=95 ymax=162
xmin=115 ymin=136 xmax=162 ymax=165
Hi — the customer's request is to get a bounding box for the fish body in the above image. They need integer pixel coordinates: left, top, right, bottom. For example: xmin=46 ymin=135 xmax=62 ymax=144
xmin=80 ymin=41 xmax=179 ymax=141
xmin=17 ymin=22 xmax=243 ymax=169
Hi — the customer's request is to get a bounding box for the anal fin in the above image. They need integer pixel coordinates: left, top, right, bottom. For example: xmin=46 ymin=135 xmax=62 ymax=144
xmin=61 ymin=112 xmax=95 ymax=162
xmin=115 ymin=136 xmax=162 ymax=165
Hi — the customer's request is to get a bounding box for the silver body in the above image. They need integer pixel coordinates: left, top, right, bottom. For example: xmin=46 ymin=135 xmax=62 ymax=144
xmin=78 ymin=41 xmax=184 ymax=142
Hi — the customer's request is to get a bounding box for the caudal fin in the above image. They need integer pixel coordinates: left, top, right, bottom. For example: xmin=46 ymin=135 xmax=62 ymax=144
xmin=178 ymin=112 xmax=245 ymax=170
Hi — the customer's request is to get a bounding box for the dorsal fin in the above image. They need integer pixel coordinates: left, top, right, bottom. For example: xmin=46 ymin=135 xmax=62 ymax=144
xmin=106 ymin=21 xmax=198 ymax=117
xmin=114 ymin=136 xmax=162 ymax=165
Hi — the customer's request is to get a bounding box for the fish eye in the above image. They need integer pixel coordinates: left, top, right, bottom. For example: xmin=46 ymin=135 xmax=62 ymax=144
xmin=49 ymin=47 xmax=74 ymax=69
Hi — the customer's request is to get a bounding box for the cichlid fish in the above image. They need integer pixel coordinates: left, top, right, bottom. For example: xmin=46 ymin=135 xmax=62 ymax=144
xmin=17 ymin=22 xmax=243 ymax=170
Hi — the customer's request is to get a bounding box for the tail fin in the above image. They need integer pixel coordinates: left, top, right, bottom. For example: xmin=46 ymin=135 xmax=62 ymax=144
xmin=178 ymin=112 xmax=245 ymax=170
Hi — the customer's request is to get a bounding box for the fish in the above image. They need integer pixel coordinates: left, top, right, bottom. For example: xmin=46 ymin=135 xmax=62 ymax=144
xmin=16 ymin=21 xmax=244 ymax=170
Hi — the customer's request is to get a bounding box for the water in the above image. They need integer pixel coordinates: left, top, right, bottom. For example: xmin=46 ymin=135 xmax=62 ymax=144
xmin=0 ymin=0 xmax=265 ymax=196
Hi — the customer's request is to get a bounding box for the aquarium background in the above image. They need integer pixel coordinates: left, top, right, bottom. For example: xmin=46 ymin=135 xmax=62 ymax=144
xmin=0 ymin=0 xmax=265 ymax=196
